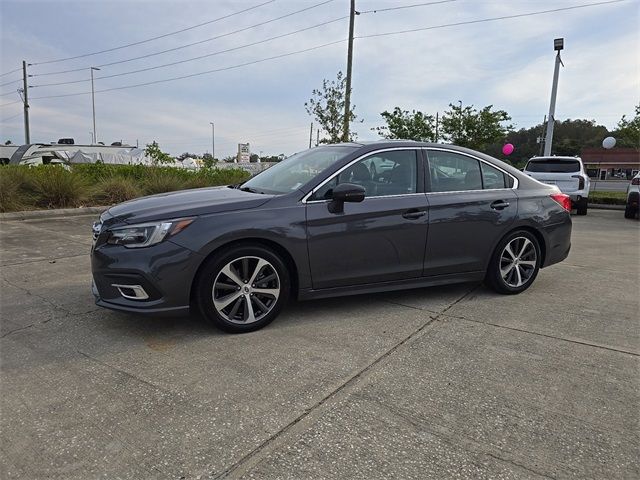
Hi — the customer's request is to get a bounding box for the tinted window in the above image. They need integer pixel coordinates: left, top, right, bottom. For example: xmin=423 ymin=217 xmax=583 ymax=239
xmin=427 ymin=151 xmax=482 ymax=192
xmin=311 ymin=150 xmax=417 ymax=200
xmin=525 ymin=159 xmax=580 ymax=173
xmin=242 ymin=145 xmax=357 ymax=194
xmin=481 ymin=162 xmax=507 ymax=189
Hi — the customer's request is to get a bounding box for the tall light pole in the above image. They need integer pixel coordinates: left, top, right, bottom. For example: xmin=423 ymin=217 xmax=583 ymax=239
xmin=543 ymin=38 xmax=564 ymax=156
xmin=209 ymin=121 xmax=215 ymax=160
xmin=22 ymin=60 xmax=30 ymax=144
xmin=90 ymin=67 xmax=100 ymax=144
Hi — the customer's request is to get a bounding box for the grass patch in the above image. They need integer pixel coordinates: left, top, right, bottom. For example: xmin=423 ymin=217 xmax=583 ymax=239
xmin=0 ymin=163 xmax=251 ymax=212
xmin=588 ymin=191 xmax=627 ymax=205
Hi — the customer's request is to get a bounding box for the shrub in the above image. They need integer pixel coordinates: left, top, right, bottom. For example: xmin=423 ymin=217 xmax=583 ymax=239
xmin=142 ymin=169 xmax=189 ymax=195
xmin=0 ymin=166 xmax=36 ymax=212
xmin=588 ymin=191 xmax=627 ymax=205
xmin=30 ymin=165 xmax=90 ymax=208
xmin=92 ymin=177 xmax=142 ymax=205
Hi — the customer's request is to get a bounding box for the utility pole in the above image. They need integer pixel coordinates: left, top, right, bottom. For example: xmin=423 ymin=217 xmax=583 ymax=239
xmin=543 ymin=38 xmax=564 ymax=156
xmin=316 ymin=128 xmax=320 ymax=146
xmin=90 ymin=67 xmax=100 ymax=144
xmin=309 ymin=122 xmax=313 ymax=148
xmin=435 ymin=112 xmax=439 ymax=143
xmin=537 ymin=115 xmax=547 ymax=156
xmin=22 ymin=60 xmax=30 ymax=144
xmin=210 ymin=121 xmax=215 ymax=160
xmin=343 ymin=0 xmax=357 ymax=142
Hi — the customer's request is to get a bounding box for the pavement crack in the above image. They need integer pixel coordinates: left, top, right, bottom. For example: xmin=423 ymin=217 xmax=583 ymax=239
xmin=76 ymin=349 xmax=172 ymax=394
xmin=214 ymin=285 xmax=479 ymax=479
xmin=483 ymin=452 xmax=557 ymax=480
xmin=445 ymin=314 xmax=639 ymax=357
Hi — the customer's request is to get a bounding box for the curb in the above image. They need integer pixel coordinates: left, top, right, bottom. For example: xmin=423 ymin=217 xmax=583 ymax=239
xmin=0 ymin=206 xmax=107 ymax=221
xmin=587 ymin=203 xmax=625 ymax=211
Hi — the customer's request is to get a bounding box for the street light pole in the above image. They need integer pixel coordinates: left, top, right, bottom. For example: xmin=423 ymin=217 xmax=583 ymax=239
xmin=209 ymin=122 xmax=215 ymax=160
xmin=543 ymin=38 xmax=564 ymax=156
xmin=90 ymin=67 xmax=100 ymax=144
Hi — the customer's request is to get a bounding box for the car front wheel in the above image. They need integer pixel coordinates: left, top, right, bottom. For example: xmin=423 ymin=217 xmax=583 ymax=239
xmin=195 ymin=245 xmax=290 ymax=333
xmin=486 ymin=231 xmax=541 ymax=294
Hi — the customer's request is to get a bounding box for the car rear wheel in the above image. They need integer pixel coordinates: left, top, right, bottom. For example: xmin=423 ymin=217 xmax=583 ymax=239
xmin=625 ymin=203 xmax=637 ymax=219
xmin=576 ymin=198 xmax=588 ymax=216
xmin=486 ymin=230 xmax=541 ymax=294
xmin=195 ymin=245 xmax=290 ymax=333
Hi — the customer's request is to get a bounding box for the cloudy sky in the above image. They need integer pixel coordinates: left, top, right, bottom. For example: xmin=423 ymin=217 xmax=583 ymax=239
xmin=0 ymin=0 xmax=638 ymax=157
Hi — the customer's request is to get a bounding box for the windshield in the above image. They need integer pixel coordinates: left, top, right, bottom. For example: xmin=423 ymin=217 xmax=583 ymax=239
xmin=241 ymin=146 xmax=357 ymax=194
xmin=526 ymin=159 xmax=581 ymax=173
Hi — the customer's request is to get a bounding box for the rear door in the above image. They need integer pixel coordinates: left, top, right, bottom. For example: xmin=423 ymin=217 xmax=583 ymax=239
xmin=305 ymin=148 xmax=429 ymax=289
xmin=524 ymin=158 xmax=581 ymax=192
xmin=423 ymin=148 xmax=518 ymax=276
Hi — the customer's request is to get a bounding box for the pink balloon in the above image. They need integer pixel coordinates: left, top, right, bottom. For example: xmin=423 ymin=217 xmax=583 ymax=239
xmin=502 ymin=143 xmax=515 ymax=155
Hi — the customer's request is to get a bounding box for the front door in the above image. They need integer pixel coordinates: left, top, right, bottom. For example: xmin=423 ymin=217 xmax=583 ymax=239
xmin=306 ymin=149 xmax=429 ymax=289
xmin=423 ymin=149 xmax=518 ymax=276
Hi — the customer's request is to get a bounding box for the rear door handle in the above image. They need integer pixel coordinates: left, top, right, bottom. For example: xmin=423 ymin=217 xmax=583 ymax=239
xmin=490 ymin=200 xmax=510 ymax=210
xmin=402 ymin=209 xmax=427 ymax=220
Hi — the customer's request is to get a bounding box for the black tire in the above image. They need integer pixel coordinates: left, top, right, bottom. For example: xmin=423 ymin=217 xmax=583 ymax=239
xmin=624 ymin=203 xmax=637 ymax=219
xmin=195 ymin=244 xmax=290 ymax=333
xmin=485 ymin=230 xmax=541 ymax=295
xmin=575 ymin=198 xmax=588 ymax=216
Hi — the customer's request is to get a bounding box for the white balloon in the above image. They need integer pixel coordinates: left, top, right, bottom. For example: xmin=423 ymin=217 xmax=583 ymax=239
xmin=602 ymin=136 xmax=616 ymax=149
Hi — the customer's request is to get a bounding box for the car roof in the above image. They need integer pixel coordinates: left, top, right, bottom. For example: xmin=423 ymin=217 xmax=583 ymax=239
xmin=529 ymin=156 xmax=582 ymax=161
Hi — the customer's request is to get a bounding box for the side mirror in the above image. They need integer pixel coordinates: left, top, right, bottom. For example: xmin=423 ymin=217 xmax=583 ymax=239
xmin=328 ymin=183 xmax=365 ymax=213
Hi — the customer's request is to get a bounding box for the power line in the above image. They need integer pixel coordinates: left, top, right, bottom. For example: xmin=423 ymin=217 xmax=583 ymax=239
xmin=0 ymin=100 xmax=22 ymax=108
xmin=0 ymin=112 xmax=23 ymax=123
xmin=357 ymin=0 xmax=625 ymax=39
xmin=0 ymin=67 xmax=22 ymax=78
xmin=31 ymin=16 xmax=347 ymax=88
xmin=0 ymin=77 xmax=22 ymax=88
xmin=0 ymin=90 xmax=20 ymax=98
xmin=30 ymin=0 xmax=336 ymax=77
xmin=28 ymin=0 xmax=276 ymax=66
xmin=30 ymin=39 xmax=347 ymax=100
xmin=359 ymin=0 xmax=458 ymax=14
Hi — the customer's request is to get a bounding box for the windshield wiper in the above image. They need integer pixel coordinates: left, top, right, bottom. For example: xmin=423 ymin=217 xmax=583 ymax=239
xmin=239 ymin=186 xmax=263 ymax=194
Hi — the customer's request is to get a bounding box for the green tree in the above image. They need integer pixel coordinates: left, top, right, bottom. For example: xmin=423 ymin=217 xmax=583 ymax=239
xmin=613 ymin=104 xmax=640 ymax=148
xmin=305 ymin=71 xmax=359 ymax=143
xmin=373 ymin=107 xmax=436 ymax=141
xmin=222 ymin=155 xmax=236 ymax=163
xmin=4 ymin=140 xmax=12 ymax=145
xmin=441 ymin=103 xmax=512 ymax=151
xmin=144 ymin=141 xmax=174 ymax=165
xmin=201 ymin=152 xmax=217 ymax=168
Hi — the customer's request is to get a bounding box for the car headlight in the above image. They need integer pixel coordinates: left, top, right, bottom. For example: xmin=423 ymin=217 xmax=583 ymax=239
xmin=107 ymin=218 xmax=194 ymax=248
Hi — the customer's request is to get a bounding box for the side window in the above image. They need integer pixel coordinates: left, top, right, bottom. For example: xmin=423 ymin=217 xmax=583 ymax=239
xmin=481 ymin=162 xmax=507 ymax=189
xmin=310 ymin=150 xmax=418 ymax=200
xmin=427 ymin=151 xmax=482 ymax=192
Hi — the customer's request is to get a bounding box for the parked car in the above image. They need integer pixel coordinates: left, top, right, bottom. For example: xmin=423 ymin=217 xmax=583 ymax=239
xmin=523 ymin=156 xmax=590 ymax=215
xmin=91 ymin=141 xmax=572 ymax=333
xmin=625 ymin=173 xmax=640 ymax=219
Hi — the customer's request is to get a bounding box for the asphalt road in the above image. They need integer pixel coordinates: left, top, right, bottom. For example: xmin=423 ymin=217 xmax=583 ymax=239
xmin=589 ymin=180 xmax=630 ymax=192
xmin=1 ymin=210 xmax=638 ymax=479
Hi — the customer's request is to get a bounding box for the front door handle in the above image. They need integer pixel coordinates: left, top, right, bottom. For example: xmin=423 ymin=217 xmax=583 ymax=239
xmin=402 ymin=209 xmax=427 ymax=220
xmin=490 ymin=200 xmax=510 ymax=210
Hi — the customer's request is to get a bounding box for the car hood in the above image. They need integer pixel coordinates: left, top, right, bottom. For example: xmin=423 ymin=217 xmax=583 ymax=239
xmin=101 ymin=186 xmax=273 ymax=226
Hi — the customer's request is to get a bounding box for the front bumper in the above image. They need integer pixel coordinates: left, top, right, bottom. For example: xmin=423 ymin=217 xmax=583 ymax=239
xmin=91 ymin=239 xmax=203 ymax=315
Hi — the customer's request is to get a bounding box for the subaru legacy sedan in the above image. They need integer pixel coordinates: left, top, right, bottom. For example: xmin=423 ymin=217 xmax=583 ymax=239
xmin=91 ymin=141 xmax=572 ymax=333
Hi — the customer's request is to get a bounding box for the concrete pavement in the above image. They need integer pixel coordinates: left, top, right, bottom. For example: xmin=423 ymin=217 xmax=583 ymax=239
xmin=0 ymin=210 xmax=638 ymax=479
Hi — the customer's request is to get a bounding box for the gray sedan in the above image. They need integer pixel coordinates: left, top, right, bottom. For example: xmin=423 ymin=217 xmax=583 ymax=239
xmin=91 ymin=141 xmax=572 ymax=333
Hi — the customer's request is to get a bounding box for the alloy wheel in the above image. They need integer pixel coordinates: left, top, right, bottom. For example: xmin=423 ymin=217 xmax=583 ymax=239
xmin=499 ymin=236 xmax=537 ymax=288
xmin=212 ymin=256 xmax=280 ymax=324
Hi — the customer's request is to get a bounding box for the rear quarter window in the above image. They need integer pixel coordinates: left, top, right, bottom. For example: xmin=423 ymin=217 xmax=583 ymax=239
xmin=526 ymin=159 xmax=581 ymax=173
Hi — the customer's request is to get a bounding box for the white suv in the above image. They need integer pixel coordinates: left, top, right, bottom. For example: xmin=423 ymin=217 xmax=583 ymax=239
xmin=625 ymin=173 xmax=639 ymax=219
xmin=523 ymin=156 xmax=590 ymax=215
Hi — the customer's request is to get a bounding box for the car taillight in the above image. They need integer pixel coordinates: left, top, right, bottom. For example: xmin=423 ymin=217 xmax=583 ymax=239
xmin=550 ymin=193 xmax=571 ymax=212
xmin=632 ymin=178 xmax=640 ymax=185
xmin=571 ymin=175 xmax=585 ymax=190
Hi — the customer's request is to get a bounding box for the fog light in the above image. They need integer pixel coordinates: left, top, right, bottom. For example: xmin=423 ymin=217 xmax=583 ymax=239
xmin=112 ymin=284 xmax=149 ymax=300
